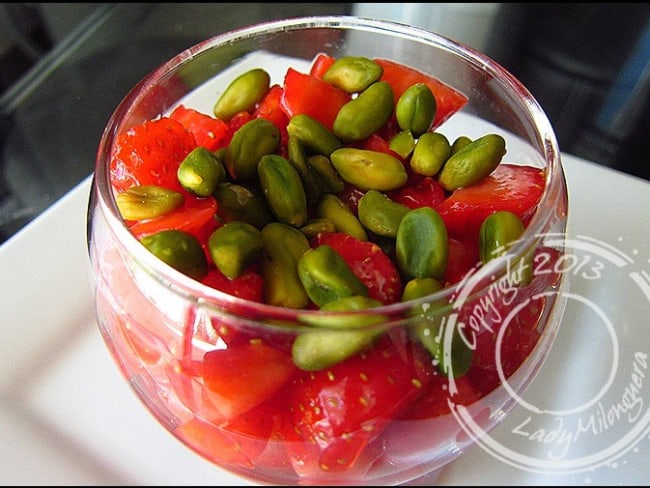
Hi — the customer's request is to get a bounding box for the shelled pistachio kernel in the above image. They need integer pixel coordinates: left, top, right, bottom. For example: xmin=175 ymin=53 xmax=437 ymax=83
xmin=116 ymin=185 xmax=184 ymax=221
xmin=388 ymin=130 xmax=416 ymax=159
xmin=396 ymin=206 xmax=448 ymax=281
xmin=225 ymin=117 xmax=280 ymax=180
xmin=438 ymin=133 xmax=506 ymax=191
xmin=410 ymin=132 xmax=450 ymax=177
xmin=322 ymin=56 xmax=383 ymax=93
xmin=140 ymin=229 xmax=208 ymax=281
xmin=286 ymin=114 xmax=342 ymax=157
xmin=214 ymin=182 xmax=272 ymax=230
xmin=292 ymin=295 xmax=384 ymax=371
xmin=479 ymin=210 xmax=525 ymax=263
xmin=333 ymin=81 xmax=394 ymax=142
xmin=316 ymin=193 xmax=367 ymax=241
xmin=260 ymin=222 xmax=310 ymax=309
xmin=479 ymin=210 xmax=533 ymax=286
xmin=395 ymin=82 xmax=437 ymax=136
xmin=208 ymin=221 xmax=263 ymax=279
xmin=450 ymin=135 xmax=472 ymax=156
xmin=213 ymin=68 xmax=270 ymax=122
xmin=330 ymin=147 xmax=407 ymax=191
xmin=297 ymin=244 xmax=368 ymax=307
xmin=177 ymin=146 xmax=226 ymax=197
xmin=258 ymin=154 xmax=308 ymax=228
xmin=357 ymin=189 xmax=410 ymax=238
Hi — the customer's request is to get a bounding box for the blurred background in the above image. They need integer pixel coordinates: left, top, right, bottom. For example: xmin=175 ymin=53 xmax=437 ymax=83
xmin=0 ymin=3 xmax=648 ymax=244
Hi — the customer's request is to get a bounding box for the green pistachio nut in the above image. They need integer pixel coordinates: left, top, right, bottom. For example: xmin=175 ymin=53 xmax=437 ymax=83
xmin=116 ymin=185 xmax=184 ymax=221
xmin=415 ymin=317 xmax=473 ymax=378
xmin=410 ymin=131 xmax=450 ymax=177
xmin=225 ymin=118 xmax=280 ymax=180
xmin=140 ymin=229 xmax=208 ymax=281
xmin=208 ymin=221 xmax=263 ymax=279
xmin=388 ymin=130 xmax=416 ymax=159
xmin=450 ymin=135 xmax=472 ymax=156
xmin=213 ymin=146 xmax=227 ymax=161
xmin=286 ymin=114 xmax=342 ymax=157
xmin=402 ymin=277 xmax=444 ymax=303
xmin=287 ymin=135 xmax=322 ymax=204
xmin=299 ymin=217 xmax=336 ymax=239
xmin=357 ymin=189 xmax=410 ymax=238
xmin=330 ymin=147 xmax=408 ymax=191
xmin=333 ymin=81 xmax=394 ymax=142
xmin=306 ymin=154 xmax=346 ymax=194
xmin=401 ymin=276 xmax=450 ymax=317
xmin=405 ymin=273 xmax=472 ymax=378
xmin=177 ymin=146 xmax=227 ymax=197
xmin=438 ymin=133 xmax=506 ymax=191
xmin=260 ymin=222 xmax=310 ymax=308
xmin=299 ymin=295 xmax=385 ymax=328
xmin=479 ymin=210 xmax=533 ymax=286
xmin=292 ymin=295 xmax=384 ymax=371
xmin=396 ymin=207 xmax=448 ymax=281
xmin=479 ymin=210 xmax=525 ymax=263
xmin=322 ymin=56 xmax=383 ymax=93
xmin=213 ymin=68 xmax=270 ymax=122
xmin=297 ymin=244 xmax=368 ymax=307
xmin=258 ymin=154 xmax=308 ymax=228
xmin=316 ymin=193 xmax=368 ymax=241
xmin=213 ymin=182 xmax=272 ymax=229
xmin=401 ymin=276 xmax=472 ymax=377
xmin=292 ymin=327 xmax=380 ymax=371
xmin=395 ymin=82 xmax=437 ymax=136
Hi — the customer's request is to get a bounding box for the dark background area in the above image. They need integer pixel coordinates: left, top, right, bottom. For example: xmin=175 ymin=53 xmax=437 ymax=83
xmin=0 ymin=3 xmax=352 ymax=242
xmin=0 ymin=3 xmax=648 ymax=244
xmin=485 ymin=3 xmax=650 ymax=183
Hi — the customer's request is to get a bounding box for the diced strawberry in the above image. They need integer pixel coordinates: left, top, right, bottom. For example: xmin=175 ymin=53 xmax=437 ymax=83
xmin=170 ymin=105 xmax=229 ymax=151
xmin=128 ymin=194 xmax=218 ymax=242
xmin=223 ymin=110 xmax=253 ymax=146
xmin=397 ymin=369 xmax=482 ymax=420
xmin=253 ymin=85 xmax=290 ymax=135
xmin=437 ymin=164 xmax=546 ymax=240
xmin=389 ymin=176 xmax=446 ymax=210
xmin=201 ymin=340 xmax=297 ymax=419
xmin=309 ymin=52 xmax=336 ymax=79
xmin=280 ymin=68 xmax=351 ymax=130
xmin=176 ymin=392 xmax=288 ymax=469
xmin=283 ymin=335 xmax=433 ymax=475
xmin=374 ymin=58 xmax=468 ymax=129
xmin=110 ymin=117 xmax=197 ymax=192
xmin=201 ymin=266 xmax=264 ymax=303
xmin=443 ymin=237 xmax=480 ymax=286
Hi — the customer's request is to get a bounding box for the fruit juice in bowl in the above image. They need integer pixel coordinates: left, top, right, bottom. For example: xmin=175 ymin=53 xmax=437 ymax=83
xmin=86 ymin=16 xmax=569 ymax=485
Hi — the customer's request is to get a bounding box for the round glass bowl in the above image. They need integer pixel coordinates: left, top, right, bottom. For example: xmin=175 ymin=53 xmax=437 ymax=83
xmin=87 ymin=16 xmax=569 ymax=486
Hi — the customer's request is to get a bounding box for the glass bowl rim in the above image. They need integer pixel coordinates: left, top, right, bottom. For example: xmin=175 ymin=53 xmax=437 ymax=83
xmin=91 ymin=14 xmax=566 ymax=322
